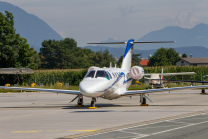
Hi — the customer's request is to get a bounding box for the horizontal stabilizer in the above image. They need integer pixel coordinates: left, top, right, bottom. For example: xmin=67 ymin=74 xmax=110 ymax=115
xmin=133 ymin=41 xmax=176 ymax=44
xmin=87 ymin=42 xmax=126 ymax=44
xmin=87 ymin=41 xmax=175 ymax=45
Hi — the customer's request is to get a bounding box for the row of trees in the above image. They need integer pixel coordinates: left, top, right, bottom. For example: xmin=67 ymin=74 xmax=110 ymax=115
xmin=39 ymin=38 xmax=116 ymax=69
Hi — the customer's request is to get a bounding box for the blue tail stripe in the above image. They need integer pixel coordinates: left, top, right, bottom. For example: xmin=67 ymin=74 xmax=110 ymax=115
xmin=124 ymin=39 xmax=134 ymax=58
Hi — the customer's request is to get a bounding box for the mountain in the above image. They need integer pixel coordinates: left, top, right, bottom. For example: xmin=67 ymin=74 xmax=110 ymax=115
xmin=0 ymin=2 xmax=63 ymax=52
xmin=91 ymin=23 xmax=208 ymax=50
xmin=84 ymin=46 xmax=208 ymax=59
xmin=137 ymin=23 xmax=208 ymax=50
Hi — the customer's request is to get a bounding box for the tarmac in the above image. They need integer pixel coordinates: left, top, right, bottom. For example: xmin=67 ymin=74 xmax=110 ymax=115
xmin=1 ymin=89 xmax=208 ymax=139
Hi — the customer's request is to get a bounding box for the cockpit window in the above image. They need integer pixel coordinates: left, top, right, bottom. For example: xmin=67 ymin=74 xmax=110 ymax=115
xmin=106 ymin=71 xmax=112 ymax=79
xmin=95 ymin=70 xmax=110 ymax=80
xmin=85 ymin=70 xmax=95 ymax=78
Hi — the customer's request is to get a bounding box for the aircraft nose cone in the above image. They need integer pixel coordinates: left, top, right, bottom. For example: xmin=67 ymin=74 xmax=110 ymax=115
xmin=79 ymin=80 xmax=106 ymax=97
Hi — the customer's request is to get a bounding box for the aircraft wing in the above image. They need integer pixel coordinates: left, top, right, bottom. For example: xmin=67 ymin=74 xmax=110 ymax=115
xmin=144 ymin=72 xmax=195 ymax=76
xmin=162 ymin=72 xmax=196 ymax=76
xmin=144 ymin=74 xmax=152 ymax=76
xmin=161 ymin=79 xmax=208 ymax=84
xmin=122 ymin=85 xmax=208 ymax=96
xmin=0 ymin=86 xmax=81 ymax=95
xmin=144 ymin=77 xmax=151 ymax=79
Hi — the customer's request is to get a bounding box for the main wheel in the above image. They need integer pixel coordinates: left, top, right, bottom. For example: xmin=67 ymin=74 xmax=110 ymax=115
xmin=91 ymin=100 xmax=95 ymax=107
xmin=142 ymin=97 xmax=146 ymax=104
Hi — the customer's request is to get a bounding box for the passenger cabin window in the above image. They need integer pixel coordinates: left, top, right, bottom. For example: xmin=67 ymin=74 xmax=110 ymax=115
xmin=113 ymin=72 xmax=116 ymax=77
xmin=95 ymin=70 xmax=110 ymax=80
xmin=85 ymin=70 xmax=95 ymax=78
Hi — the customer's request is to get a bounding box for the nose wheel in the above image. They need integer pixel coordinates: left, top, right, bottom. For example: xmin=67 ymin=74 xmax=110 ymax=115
xmin=75 ymin=95 xmax=84 ymax=107
xmin=89 ymin=97 xmax=97 ymax=109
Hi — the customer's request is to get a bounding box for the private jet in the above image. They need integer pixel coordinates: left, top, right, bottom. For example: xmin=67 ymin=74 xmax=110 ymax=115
xmin=144 ymin=68 xmax=196 ymax=88
xmin=1 ymin=39 xmax=208 ymax=108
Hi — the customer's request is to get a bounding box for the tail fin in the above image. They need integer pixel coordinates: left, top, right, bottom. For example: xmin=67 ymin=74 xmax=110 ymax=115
xmin=161 ymin=68 xmax=164 ymax=80
xmin=161 ymin=68 xmax=164 ymax=85
xmin=121 ymin=39 xmax=134 ymax=71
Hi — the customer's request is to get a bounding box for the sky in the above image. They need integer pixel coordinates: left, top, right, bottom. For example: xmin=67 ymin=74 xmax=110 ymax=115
xmin=3 ymin=0 xmax=208 ymax=47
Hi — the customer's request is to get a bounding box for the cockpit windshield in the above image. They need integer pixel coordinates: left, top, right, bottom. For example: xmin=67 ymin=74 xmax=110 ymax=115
xmin=85 ymin=70 xmax=111 ymax=80
xmin=95 ymin=70 xmax=110 ymax=79
xmin=85 ymin=70 xmax=95 ymax=78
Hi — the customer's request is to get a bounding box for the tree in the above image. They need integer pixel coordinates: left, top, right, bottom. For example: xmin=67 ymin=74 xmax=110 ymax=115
xmin=182 ymin=53 xmax=187 ymax=58
xmin=117 ymin=55 xmax=123 ymax=68
xmin=28 ymin=47 xmax=41 ymax=70
xmin=40 ymin=38 xmax=93 ymax=69
xmin=40 ymin=38 xmax=116 ymax=69
xmin=0 ymin=11 xmax=40 ymax=69
xmin=0 ymin=11 xmax=41 ymax=85
xmin=148 ymin=47 xmax=180 ymax=66
xmin=132 ymin=53 xmax=142 ymax=66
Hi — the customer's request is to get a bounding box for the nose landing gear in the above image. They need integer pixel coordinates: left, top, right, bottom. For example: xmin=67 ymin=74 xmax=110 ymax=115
xmin=75 ymin=95 xmax=84 ymax=107
xmin=88 ymin=97 xmax=97 ymax=109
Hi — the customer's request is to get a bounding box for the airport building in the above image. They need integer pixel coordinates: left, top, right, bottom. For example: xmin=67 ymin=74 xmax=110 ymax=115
xmin=139 ymin=59 xmax=149 ymax=67
xmin=176 ymin=57 xmax=208 ymax=66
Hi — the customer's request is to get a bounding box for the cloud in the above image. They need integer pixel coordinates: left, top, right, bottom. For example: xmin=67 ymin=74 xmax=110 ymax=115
xmin=174 ymin=9 xmax=200 ymax=28
xmin=58 ymin=31 xmax=68 ymax=38
xmin=117 ymin=6 xmax=142 ymax=16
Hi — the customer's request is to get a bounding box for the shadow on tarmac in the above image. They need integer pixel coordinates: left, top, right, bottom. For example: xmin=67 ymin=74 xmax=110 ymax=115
xmin=1 ymin=104 xmax=208 ymax=110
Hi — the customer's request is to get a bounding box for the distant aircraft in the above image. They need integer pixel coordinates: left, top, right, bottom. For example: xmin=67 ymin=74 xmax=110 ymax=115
xmin=1 ymin=39 xmax=208 ymax=108
xmin=144 ymin=68 xmax=196 ymax=88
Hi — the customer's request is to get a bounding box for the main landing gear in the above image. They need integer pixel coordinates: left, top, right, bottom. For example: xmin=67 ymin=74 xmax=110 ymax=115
xmin=140 ymin=94 xmax=148 ymax=106
xmin=89 ymin=97 xmax=97 ymax=109
xmin=200 ymin=88 xmax=206 ymax=95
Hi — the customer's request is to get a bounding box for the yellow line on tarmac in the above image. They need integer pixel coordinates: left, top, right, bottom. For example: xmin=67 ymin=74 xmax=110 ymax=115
xmin=67 ymin=130 xmax=99 ymax=132
xmin=11 ymin=130 xmax=43 ymax=133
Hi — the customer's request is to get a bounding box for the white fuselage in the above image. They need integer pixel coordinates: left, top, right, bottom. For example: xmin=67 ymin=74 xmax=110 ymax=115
xmin=79 ymin=68 xmax=132 ymax=100
xmin=148 ymin=74 xmax=163 ymax=85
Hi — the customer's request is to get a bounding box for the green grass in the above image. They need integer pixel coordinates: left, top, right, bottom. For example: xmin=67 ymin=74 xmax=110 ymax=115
xmin=0 ymin=88 xmax=22 ymax=93
xmin=19 ymin=82 xmax=79 ymax=90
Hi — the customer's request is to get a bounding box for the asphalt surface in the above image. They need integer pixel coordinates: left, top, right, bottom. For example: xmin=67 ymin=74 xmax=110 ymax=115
xmin=75 ymin=112 xmax=208 ymax=139
xmin=1 ymin=89 xmax=208 ymax=139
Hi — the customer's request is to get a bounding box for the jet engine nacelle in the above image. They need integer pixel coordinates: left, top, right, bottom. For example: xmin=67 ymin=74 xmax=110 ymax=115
xmin=130 ymin=66 xmax=144 ymax=79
